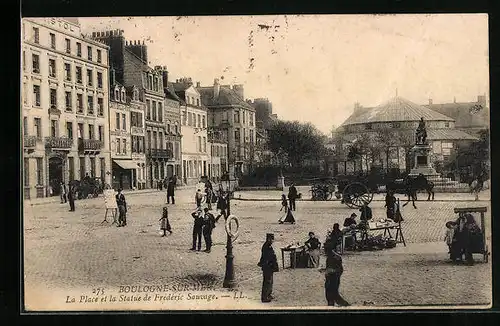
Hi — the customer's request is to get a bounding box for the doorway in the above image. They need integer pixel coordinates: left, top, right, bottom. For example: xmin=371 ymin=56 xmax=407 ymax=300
xmin=167 ymin=164 xmax=174 ymax=179
xmin=49 ymin=156 xmax=64 ymax=196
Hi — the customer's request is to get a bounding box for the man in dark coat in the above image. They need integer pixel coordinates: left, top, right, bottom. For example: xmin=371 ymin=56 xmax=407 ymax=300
xmin=324 ymin=247 xmax=350 ymax=306
xmin=258 ymin=233 xmax=279 ymax=302
xmin=116 ymin=188 xmax=127 ymax=227
xmin=385 ymin=190 xmax=397 ymax=220
xmin=202 ymin=208 xmax=216 ymax=253
xmin=215 ymin=192 xmax=228 ymax=223
xmin=288 ymin=183 xmax=298 ymax=211
xmin=191 ymin=209 xmax=204 ymax=251
xmin=67 ymin=183 xmax=75 ymax=212
xmin=359 ymin=204 xmax=372 ymax=222
xmin=166 ymin=177 xmax=175 ymax=204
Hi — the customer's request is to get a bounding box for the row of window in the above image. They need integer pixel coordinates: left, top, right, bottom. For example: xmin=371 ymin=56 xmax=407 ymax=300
xmin=197 ymin=136 xmax=208 ymax=153
xmin=183 ymin=111 xmax=207 ymax=128
xmin=145 ymin=99 xmax=164 ymax=122
xmin=24 ymin=116 xmax=104 ymax=142
xmin=184 ymin=160 xmax=207 ymax=179
xmin=27 ymin=84 xmax=105 ymax=116
xmin=234 ymin=110 xmax=254 ymax=126
xmin=114 ymin=137 xmax=128 ymax=155
xmin=234 ymin=128 xmax=255 ymax=143
xmin=23 ymin=156 xmax=106 ymax=188
xmin=31 ymin=26 xmax=103 ymax=63
xmin=113 ymin=87 xmax=141 ymax=103
xmin=26 ymin=53 xmax=104 ymax=88
xmin=353 ymin=121 xmax=451 ymax=131
xmin=144 ymin=72 xmax=162 ymax=92
xmin=211 ymin=144 xmax=227 ymax=158
xmin=186 ymin=96 xmax=201 ymax=107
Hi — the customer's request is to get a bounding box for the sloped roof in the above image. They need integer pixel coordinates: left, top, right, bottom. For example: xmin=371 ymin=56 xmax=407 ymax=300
xmin=341 ymin=96 xmax=454 ymax=126
xmin=198 ymin=86 xmax=255 ymax=111
xmin=424 ymin=102 xmax=489 ymax=128
xmin=165 ymin=82 xmax=182 ymax=102
xmin=427 ymin=128 xmax=478 ymax=141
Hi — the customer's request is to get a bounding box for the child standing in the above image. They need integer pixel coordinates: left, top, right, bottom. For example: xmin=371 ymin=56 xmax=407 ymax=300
xmin=444 ymin=221 xmax=457 ymax=256
xmin=159 ymin=206 xmax=172 ymax=237
xmin=280 ymin=194 xmax=288 ymax=213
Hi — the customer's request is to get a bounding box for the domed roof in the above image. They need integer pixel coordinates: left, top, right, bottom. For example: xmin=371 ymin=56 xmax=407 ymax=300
xmin=341 ymin=96 xmax=454 ymax=126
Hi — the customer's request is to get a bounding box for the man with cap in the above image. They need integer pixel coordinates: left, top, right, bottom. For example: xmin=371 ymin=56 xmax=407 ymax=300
xmin=116 ymin=188 xmax=127 ymax=227
xmin=202 ymin=207 xmax=216 ymax=253
xmin=190 ymin=208 xmax=204 ymax=251
xmin=324 ymin=246 xmax=350 ymax=307
xmin=343 ymin=213 xmax=357 ymax=228
xmin=257 ymin=233 xmax=279 ymax=303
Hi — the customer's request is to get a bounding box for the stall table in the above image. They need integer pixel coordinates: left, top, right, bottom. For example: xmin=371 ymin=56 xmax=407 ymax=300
xmin=280 ymin=246 xmax=304 ymax=269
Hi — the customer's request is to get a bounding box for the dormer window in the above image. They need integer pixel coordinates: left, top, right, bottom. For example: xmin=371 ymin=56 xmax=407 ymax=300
xmin=133 ymin=88 xmax=139 ymax=101
xmin=121 ymin=89 xmax=126 ymax=103
xmin=114 ymin=87 xmax=120 ymax=101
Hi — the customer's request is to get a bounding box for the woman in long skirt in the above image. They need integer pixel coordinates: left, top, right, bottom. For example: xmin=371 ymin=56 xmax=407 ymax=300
xmin=159 ymin=206 xmax=172 ymax=236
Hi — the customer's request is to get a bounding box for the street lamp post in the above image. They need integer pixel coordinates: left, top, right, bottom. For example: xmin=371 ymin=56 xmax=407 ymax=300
xmin=223 ymin=146 xmax=236 ymax=288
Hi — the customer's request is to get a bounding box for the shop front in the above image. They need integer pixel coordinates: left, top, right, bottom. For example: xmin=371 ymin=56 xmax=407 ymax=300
xmin=112 ymin=159 xmax=139 ymax=190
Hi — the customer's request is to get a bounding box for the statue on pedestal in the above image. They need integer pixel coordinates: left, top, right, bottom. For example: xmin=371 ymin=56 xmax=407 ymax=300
xmin=415 ymin=117 xmax=427 ymax=145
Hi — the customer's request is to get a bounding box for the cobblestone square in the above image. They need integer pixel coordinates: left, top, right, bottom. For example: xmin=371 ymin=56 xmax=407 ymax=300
xmin=23 ymin=188 xmax=491 ymax=310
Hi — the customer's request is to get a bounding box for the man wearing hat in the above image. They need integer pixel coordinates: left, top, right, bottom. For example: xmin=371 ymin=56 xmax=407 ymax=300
xmin=257 ymin=233 xmax=279 ymax=303
xmin=202 ymin=207 xmax=216 ymax=253
xmin=324 ymin=246 xmax=350 ymax=307
xmin=190 ymin=208 xmax=204 ymax=251
xmin=343 ymin=213 xmax=357 ymax=228
xmin=116 ymin=188 xmax=127 ymax=227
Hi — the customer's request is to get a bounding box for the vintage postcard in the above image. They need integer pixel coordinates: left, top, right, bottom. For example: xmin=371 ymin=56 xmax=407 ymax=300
xmin=21 ymin=14 xmax=491 ymax=311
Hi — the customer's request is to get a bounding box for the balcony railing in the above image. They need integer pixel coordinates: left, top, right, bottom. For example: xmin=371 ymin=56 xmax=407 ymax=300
xmin=24 ymin=135 xmax=37 ymax=148
xmin=80 ymin=139 xmax=103 ymax=151
xmin=148 ymin=148 xmax=173 ymax=159
xmin=45 ymin=137 xmax=73 ymax=149
xmin=131 ymin=126 xmax=145 ymax=134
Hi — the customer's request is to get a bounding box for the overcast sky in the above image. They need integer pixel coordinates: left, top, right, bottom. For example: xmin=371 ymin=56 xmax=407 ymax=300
xmin=79 ymin=14 xmax=489 ymax=134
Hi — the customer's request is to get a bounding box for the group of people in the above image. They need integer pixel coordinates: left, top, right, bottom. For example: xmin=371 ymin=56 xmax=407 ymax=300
xmin=258 ymin=232 xmax=349 ymax=306
xmin=59 ymin=181 xmax=76 ymax=212
xmin=444 ymin=213 xmax=484 ymax=265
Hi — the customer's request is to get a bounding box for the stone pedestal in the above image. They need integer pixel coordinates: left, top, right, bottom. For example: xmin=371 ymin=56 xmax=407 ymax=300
xmin=409 ymin=143 xmax=439 ymax=177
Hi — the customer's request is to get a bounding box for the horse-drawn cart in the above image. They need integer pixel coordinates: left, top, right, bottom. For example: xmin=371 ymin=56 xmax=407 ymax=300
xmin=309 ymin=177 xmax=337 ymax=201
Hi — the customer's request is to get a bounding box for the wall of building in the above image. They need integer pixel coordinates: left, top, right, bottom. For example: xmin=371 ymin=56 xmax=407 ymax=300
xmin=22 ymin=18 xmax=111 ymax=199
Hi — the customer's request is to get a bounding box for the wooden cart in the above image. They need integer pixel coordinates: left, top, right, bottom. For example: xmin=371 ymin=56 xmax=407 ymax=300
xmin=453 ymin=206 xmax=489 ymax=263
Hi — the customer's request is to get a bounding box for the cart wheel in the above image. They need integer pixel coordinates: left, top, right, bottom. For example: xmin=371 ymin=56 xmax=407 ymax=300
xmin=343 ymin=182 xmax=372 ymax=208
xmin=327 ymin=192 xmax=333 ymax=200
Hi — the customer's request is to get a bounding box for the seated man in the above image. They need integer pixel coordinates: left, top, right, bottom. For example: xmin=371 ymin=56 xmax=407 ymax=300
xmin=343 ymin=213 xmax=357 ymax=229
xmin=302 ymin=232 xmax=321 ymax=268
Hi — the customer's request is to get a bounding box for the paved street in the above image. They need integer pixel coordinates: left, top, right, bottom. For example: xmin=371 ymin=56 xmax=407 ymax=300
xmin=23 ymin=188 xmax=491 ymax=310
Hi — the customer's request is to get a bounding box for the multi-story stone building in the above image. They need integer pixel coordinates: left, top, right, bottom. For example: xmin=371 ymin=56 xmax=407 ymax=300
xmin=198 ymin=79 xmax=256 ymax=177
xmin=247 ymin=98 xmax=277 ymax=166
xmin=91 ymin=31 xmax=173 ymax=188
xmin=109 ymin=78 xmax=147 ymax=190
xmin=163 ymin=77 xmax=183 ymax=181
xmin=208 ymin=129 xmax=228 ymax=183
xmin=173 ymin=78 xmax=210 ymax=185
xmin=22 ymin=18 xmax=110 ymax=199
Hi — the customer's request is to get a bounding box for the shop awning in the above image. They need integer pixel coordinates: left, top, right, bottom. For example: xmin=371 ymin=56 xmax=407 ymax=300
xmin=113 ymin=160 xmax=139 ymax=170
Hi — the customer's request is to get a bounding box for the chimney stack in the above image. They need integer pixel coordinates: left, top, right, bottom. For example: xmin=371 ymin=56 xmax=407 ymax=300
xmin=214 ymin=78 xmax=220 ymax=99
xmin=161 ymin=69 xmax=169 ymax=87
xmin=233 ymin=84 xmax=244 ymax=100
xmin=196 ymin=81 xmax=200 ymax=88
xmin=353 ymin=102 xmax=361 ymax=113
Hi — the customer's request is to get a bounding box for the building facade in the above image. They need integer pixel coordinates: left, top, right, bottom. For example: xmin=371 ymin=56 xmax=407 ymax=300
xmin=92 ymin=31 xmax=173 ymax=188
xmin=173 ymin=78 xmax=210 ymax=186
xmin=22 ymin=18 xmax=111 ymax=199
xmin=198 ymin=79 xmax=256 ymax=177
xmin=109 ymin=82 xmax=147 ymax=190
xmin=163 ymin=79 xmax=183 ymax=181
xmin=334 ymin=96 xmax=478 ymax=175
xmin=208 ymin=130 xmax=228 ymax=183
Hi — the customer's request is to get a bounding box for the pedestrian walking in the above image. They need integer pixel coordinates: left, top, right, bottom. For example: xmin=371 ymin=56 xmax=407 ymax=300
xmin=195 ymin=189 xmax=204 ymax=209
xmin=60 ymin=182 xmax=67 ymax=204
xmin=190 ymin=208 xmax=204 ymax=251
xmin=384 ymin=190 xmax=397 ymax=221
xmin=324 ymin=246 xmax=350 ymax=307
xmin=116 ymin=188 xmax=127 ymax=227
xmin=215 ymin=191 xmax=228 ymax=223
xmin=159 ymin=179 xmax=164 ymax=191
xmin=288 ymin=183 xmax=298 ymax=211
xmin=159 ymin=206 xmax=172 ymax=236
xmin=257 ymin=233 xmax=279 ymax=303
xmin=166 ymin=177 xmax=175 ymax=204
xmin=202 ymin=207 xmax=216 ymax=253
xmin=280 ymin=194 xmax=288 ymax=213
xmin=205 ymin=186 xmax=213 ymax=210
xmin=67 ymin=183 xmax=75 ymax=212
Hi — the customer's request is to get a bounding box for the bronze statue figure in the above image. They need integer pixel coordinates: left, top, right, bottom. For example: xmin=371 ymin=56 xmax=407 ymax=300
xmin=416 ymin=117 xmax=427 ymax=145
